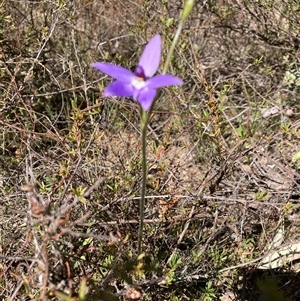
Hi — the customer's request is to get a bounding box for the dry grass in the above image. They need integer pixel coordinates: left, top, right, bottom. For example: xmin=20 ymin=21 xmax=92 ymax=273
xmin=0 ymin=0 xmax=300 ymax=300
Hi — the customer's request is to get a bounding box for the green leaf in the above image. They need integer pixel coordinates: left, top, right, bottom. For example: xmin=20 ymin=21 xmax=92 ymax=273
xmin=292 ymin=152 xmax=300 ymax=163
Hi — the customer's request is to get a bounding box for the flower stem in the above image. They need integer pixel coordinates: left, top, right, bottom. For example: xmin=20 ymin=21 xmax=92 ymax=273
xmin=148 ymin=20 xmax=183 ymax=111
xmin=138 ymin=110 xmax=149 ymax=254
xmin=163 ymin=0 xmax=195 ymax=74
xmin=162 ymin=20 xmax=183 ymax=74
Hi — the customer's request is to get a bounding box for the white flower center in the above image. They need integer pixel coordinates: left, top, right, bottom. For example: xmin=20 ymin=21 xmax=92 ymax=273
xmin=132 ymin=77 xmax=146 ymax=90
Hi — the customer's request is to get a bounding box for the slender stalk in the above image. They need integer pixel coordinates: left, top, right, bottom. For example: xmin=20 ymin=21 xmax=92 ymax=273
xmin=148 ymin=20 xmax=183 ymax=113
xmin=138 ymin=110 xmax=149 ymax=254
xmin=163 ymin=0 xmax=195 ymax=74
xmin=162 ymin=20 xmax=183 ymax=74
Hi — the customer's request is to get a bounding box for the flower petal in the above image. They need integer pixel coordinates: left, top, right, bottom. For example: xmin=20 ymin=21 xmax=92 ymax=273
xmin=137 ymin=88 xmax=157 ymax=111
xmin=146 ymin=74 xmax=183 ymax=89
xmin=91 ymin=62 xmax=134 ymax=83
xmin=138 ymin=35 xmax=161 ymax=78
xmin=104 ymin=81 xmax=134 ymax=97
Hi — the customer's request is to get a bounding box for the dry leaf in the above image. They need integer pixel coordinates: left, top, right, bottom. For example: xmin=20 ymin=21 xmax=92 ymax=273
xmin=158 ymin=198 xmax=179 ymax=215
xmin=258 ymin=242 xmax=300 ymax=269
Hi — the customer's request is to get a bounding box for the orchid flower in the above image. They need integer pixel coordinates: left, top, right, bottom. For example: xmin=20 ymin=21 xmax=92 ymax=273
xmin=91 ymin=34 xmax=183 ymax=111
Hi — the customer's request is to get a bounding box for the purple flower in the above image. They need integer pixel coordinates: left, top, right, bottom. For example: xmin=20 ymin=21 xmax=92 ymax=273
xmin=91 ymin=34 xmax=183 ymax=111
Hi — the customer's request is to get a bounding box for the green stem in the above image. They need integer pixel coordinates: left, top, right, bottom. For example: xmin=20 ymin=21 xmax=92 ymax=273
xmin=148 ymin=20 xmax=184 ymax=114
xmin=163 ymin=0 xmax=195 ymax=74
xmin=162 ymin=20 xmax=183 ymax=75
xmin=138 ymin=110 xmax=149 ymax=254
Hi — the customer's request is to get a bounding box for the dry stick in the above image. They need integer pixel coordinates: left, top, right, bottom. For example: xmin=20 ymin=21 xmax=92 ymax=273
xmin=23 ymin=11 xmax=59 ymax=84
xmin=167 ymin=205 xmax=196 ymax=267
xmin=9 ymin=261 xmax=36 ymax=300
xmin=71 ymin=28 xmax=91 ymax=124
xmin=83 ymin=176 xmax=106 ymax=198
xmin=94 ymin=212 xmax=211 ymax=226
xmin=177 ymin=206 xmax=195 ymax=245
xmin=22 ymin=79 xmax=104 ymax=98
xmin=0 ymin=255 xmax=41 ymax=262
xmin=59 ymin=228 xmax=113 ymax=242
xmin=40 ymin=242 xmax=50 ymax=300
xmin=0 ymin=230 xmax=33 ymax=279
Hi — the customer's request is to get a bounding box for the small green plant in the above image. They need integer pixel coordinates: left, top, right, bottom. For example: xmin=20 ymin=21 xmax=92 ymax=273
xmin=201 ymin=281 xmax=216 ymax=301
xmin=236 ymin=124 xmax=247 ymax=138
xmin=166 ymin=295 xmax=181 ymax=301
xmin=165 ymin=251 xmax=183 ymax=285
xmin=254 ymin=189 xmax=271 ymax=201
xmin=283 ymin=68 xmax=300 ymax=89
xmin=192 ymin=250 xmax=204 ymax=263
xmin=209 ymin=246 xmax=229 ymax=269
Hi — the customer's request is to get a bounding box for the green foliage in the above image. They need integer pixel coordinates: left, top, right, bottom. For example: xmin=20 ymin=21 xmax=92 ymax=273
xmin=209 ymin=246 xmax=229 ymax=270
xmin=201 ymin=281 xmax=216 ymax=301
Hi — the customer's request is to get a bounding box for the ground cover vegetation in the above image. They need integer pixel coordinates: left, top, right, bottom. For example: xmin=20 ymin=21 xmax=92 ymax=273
xmin=0 ymin=0 xmax=300 ymax=300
